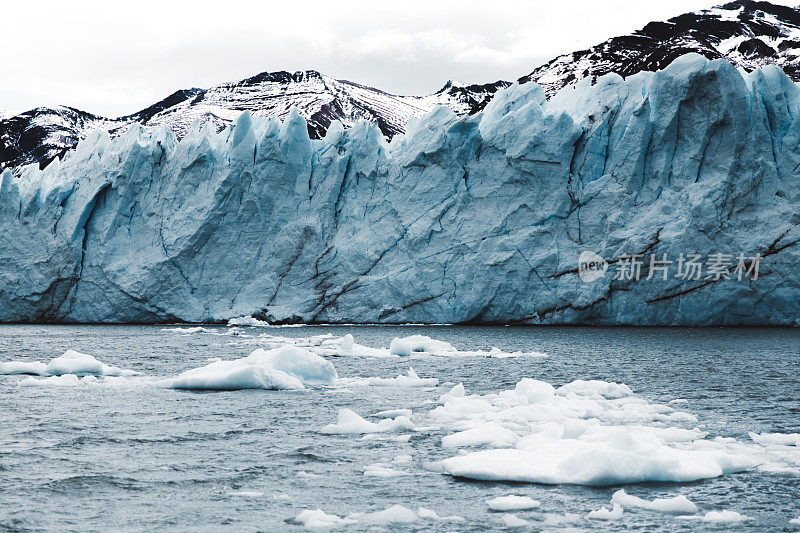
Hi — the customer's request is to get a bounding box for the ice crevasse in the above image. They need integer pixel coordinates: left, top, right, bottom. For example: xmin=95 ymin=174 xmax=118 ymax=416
xmin=2 ymin=53 xmax=800 ymax=325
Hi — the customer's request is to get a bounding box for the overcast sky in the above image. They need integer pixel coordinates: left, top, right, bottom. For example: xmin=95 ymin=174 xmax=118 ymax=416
xmin=2 ymin=0 xmax=797 ymax=117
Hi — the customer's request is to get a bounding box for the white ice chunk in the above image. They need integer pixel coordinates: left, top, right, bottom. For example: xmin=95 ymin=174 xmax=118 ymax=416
xmin=293 ymin=509 xmax=355 ymax=528
xmin=680 ymin=510 xmax=754 ymax=523
xmin=374 ymin=409 xmax=413 ymax=418
xmin=557 ymin=379 xmax=633 ymax=399
xmin=0 ymin=361 xmax=48 ymax=375
xmin=320 ymin=408 xmax=413 ymax=434
xmin=611 ymin=489 xmax=697 ymax=514
xmin=438 ymin=376 xmax=758 ymax=486
xmin=542 ymin=512 xmax=582 ymax=526
xmin=500 ymin=513 xmax=530 ymax=527
xmin=363 ymin=464 xmax=408 ymax=477
xmin=443 ymin=438 xmax=756 ymax=486
xmin=442 ymin=422 xmax=518 ymax=448
xmin=486 ymin=495 xmax=541 ymax=511
xmin=514 ymin=378 xmax=556 ymax=403
xmin=389 ymin=335 xmax=455 ymax=355
xmin=19 ymin=374 xmax=97 ymax=387
xmin=587 ymin=503 xmax=623 ymax=520
xmin=447 ymin=383 xmax=465 ymax=397
xmin=750 ymin=432 xmax=800 ymax=446
xmin=350 ymin=504 xmax=418 ymax=524
xmin=417 ymin=507 xmax=464 ymax=521
xmin=489 ymin=347 xmax=548 ymax=358
xmin=43 ymin=350 xmax=135 ymax=377
xmin=162 ymin=326 xmax=213 ymax=334
xmin=164 ymin=345 xmax=337 ymax=390
xmin=45 ymin=350 xmax=105 ymax=376
xmin=317 ymin=334 xmax=392 ymax=357
xmin=339 ymin=368 xmax=438 ymax=387
xmin=340 ymin=333 xmax=354 ymax=353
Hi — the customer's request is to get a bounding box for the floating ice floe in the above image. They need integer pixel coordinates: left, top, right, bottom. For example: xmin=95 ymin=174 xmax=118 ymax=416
xmin=338 ymin=368 xmax=438 ymax=388
xmin=556 ymin=379 xmax=633 ymax=399
xmin=1 ymin=350 xmax=137 ymax=382
xmin=318 ymin=334 xmax=394 ymax=357
xmin=363 ymin=464 xmax=409 ymax=477
xmin=293 ymin=509 xmax=357 ymax=528
xmin=320 ymin=409 xmax=413 ymax=435
xmin=386 ymin=334 xmax=547 ymax=358
xmin=486 ymin=347 xmax=548 ymax=358
xmin=588 ymin=503 xmax=624 ymax=520
xmin=161 ymin=326 xmax=215 ymax=334
xmin=294 ymin=504 xmax=461 ymax=527
xmin=679 ymin=510 xmax=753 ymax=523
xmin=442 ymin=422 xmax=518 ymax=448
xmin=236 ymin=333 xmax=393 ymax=358
xmin=750 ymin=432 xmax=800 ymax=446
xmin=19 ymin=375 xmax=98 ymax=387
xmin=163 ymin=345 xmax=337 ymax=390
xmin=348 ymin=505 xmax=419 ymax=525
xmin=389 ymin=335 xmax=456 ymax=356
xmin=542 ymin=512 xmax=582 ymax=527
xmin=745 ymin=431 xmax=800 ymax=474
xmin=435 ymin=379 xmax=764 ymax=486
xmin=0 ymin=361 xmax=48 ymax=375
xmin=392 ymin=454 xmax=412 ymax=465
xmin=500 ymin=513 xmax=530 ymax=527
xmin=611 ymin=489 xmax=697 ymax=514
xmin=791 ymin=516 xmax=800 ymax=524
xmin=45 ymin=350 xmax=136 ymax=377
xmin=374 ymin=408 xmax=413 ymax=418
xmin=486 ymin=495 xmax=541 ymax=511
xmin=416 ymin=507 xmax=464 ymax=521
xmin=237 ymin=332 xmax=546 ymax=359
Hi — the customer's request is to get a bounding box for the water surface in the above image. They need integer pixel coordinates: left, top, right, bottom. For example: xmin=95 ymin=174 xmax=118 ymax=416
xmin=1 ymin=325 xmax=798 ymax=531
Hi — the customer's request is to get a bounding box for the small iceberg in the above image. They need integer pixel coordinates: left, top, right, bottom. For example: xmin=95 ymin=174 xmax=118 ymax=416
xmin=389 ymin=335 xmax=456 ymax=356
xmin=486 ymin=495 xmax=541 ymax=511
xmin=1 ymin=350 xmax=136 ymax=379
xmin=163 ymin=345 xmax=337 ymax=391
xmin=679 ymin=510 xmax=753 ymax=523
xmin=339 ymin=368 xmax=438 ymax=387
xmin=320 ymin=408 xmax=413 ymax=434
xmin=611 ymin=489 xmax=697 ymax=514
xmin=587 ymin=504 xmax=624 ymax=521
xmin=0 ymin=361 xmax=48 ymax=375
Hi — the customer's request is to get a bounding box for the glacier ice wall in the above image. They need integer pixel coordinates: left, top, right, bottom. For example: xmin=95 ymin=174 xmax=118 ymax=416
xmin=2 ymin=54 xmax=799 ymax=325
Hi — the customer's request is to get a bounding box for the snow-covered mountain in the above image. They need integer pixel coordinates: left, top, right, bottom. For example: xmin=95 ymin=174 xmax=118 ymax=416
xmin=521 ymin=0 xmax=800 ymax=95
xmin=3 ymin=0 xmax=798 ymax=176
xmin=2 ymin=54 xmax=799 ymax=325
xmin=0 ymin=72 xmax=508 ymax=175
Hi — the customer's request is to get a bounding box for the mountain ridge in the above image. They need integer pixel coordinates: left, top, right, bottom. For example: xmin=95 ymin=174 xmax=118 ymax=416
xmin=3 ymin=0 xmax=800 ymax=176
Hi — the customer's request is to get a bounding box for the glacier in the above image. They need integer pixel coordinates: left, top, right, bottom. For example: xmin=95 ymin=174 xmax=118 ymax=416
xmin=1 ymin=53 xmax=799 ymax=325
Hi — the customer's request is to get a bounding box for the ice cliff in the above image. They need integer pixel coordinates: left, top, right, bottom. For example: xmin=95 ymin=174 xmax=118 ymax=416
xmin=2 ymin=54 xmax=799 ymax=325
